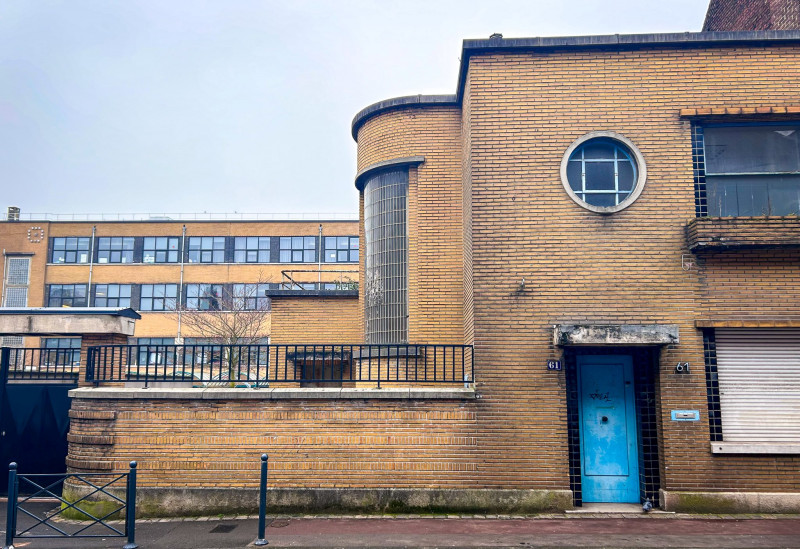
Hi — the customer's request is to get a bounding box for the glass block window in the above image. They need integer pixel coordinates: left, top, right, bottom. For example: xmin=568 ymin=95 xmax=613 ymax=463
xmin=188 ymin=237 xmax=226 ymax=263
xmin=701 ymin=125 xmax=800 ymax=217
xmin=140 ymin=284 xmax=178 ymax=311
xmin=6 ymin=257 xmax=30 ymax=285
xmin=186 ymin=283 xmax=224 ymax=310
xmin=364 ymin=169 xmax=408 ymax=344
xmin=324 ymin=236 xmax=359 ymax=263
xmin=234 ymin=237 xmax=271 ymax=263
xmin=94 ymin=284 xmax=132 ymax=307
xmin=47 ymin=284 xmax=88 ymax=307
xmin=4 ymin=257 xmax=29 ymax=307
xmin=232 ymin=283 xmax=271 ymax=310
xmin=96 ymin=237 xmax=134 ymax=263
xmin=143 ymin=237 xmax=181 ymax=263
xmin=279 ymin=237 xmax=316 ymax=263
xmin=43 ymin=337 xmax=82 ymax=365
xmin=51 ymin=237 xmax=91 ymax=263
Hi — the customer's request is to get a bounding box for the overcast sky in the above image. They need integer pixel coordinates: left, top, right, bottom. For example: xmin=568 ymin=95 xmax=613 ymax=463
xmin=0 ymin=1 xmax=709 ymax=217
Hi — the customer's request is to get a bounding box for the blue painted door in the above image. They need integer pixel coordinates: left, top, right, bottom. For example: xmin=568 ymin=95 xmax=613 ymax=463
xmin=577 ymin=355 xmax=639 ymax=503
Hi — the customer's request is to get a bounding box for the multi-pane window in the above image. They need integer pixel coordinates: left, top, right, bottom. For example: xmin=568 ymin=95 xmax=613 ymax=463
xmin=565 ymin=138 xmax=638 ymax=208
xmin=279 ymin=237 xmax=316 ymax=263
xmin=43 ymin=337 xmax=82 ymax=366
xmin=51 ymin=237 xmax=91 ymax=263
xmin=188 ymin=237 xmax=226 ymax=263
xmin=324 ymin=236 xmax=359 ymax=263
xmin=48 ymin=284 xmax=88 ymax=307
xmin=234 ymin=237 xmax=271 ymax=263
xmin=94 ymin=284 xmax=132 ymax=307
xmin=96 ymin=237 xmax=134 ymax=263
xmin=232 ymin=283 xmax=271 ymax=310
xmin=700 ymin=124 xmax=800 ymax=217
xmin=186 ymin=284 xmax=224 ymax=310
xmin=143 ymin=237 xmax=181 ymax=263
xmin=139 ymin=284 xmax=178 ymax=311
xmin=134 ymin=337 xmax=175 ymax=366
xmin=4 ymin=257 xmax=29 ymax=307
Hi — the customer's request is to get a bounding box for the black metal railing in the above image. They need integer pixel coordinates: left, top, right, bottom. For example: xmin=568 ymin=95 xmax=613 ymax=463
xmin=4 ymin=461 xmax=138 ymax=549
xmin=2 ymin=347 xmax=81 ymax=381
xmin=86 ymin=343 xmax=474 ymax=387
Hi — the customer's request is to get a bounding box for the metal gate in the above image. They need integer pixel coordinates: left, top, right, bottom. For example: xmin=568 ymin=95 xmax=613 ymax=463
xmin=0 ymin=347 xmax=78 ymax=495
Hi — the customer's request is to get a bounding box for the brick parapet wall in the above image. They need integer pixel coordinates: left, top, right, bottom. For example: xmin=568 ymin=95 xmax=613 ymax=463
xmin=269 ymin=296 xmax=361 ymax=345
xmin=687 ymin=217 xmax=800 ymax=251
xmin=68 ymin=396 xmax=480 ymax=488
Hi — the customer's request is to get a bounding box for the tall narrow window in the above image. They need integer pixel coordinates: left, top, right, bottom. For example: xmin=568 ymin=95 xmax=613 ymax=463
xmin=364 ymin=169 xmax=408 ymax=344
xmin=4 ymin=256 xmax=30 ymax=307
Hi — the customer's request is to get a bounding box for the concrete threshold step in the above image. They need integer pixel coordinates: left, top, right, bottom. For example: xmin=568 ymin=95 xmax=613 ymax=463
xmin=566 ymin=503 xmax=674 ymax=514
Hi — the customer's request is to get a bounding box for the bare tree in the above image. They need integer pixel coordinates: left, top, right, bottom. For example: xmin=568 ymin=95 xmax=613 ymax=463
xmin=171 ymin=280 xmax=272 ymax=384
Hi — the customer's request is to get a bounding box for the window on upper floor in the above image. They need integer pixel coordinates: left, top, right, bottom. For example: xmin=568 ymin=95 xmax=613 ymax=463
xmin=324 ymin=236 xmax=359 ymax=263
xmin=139 ymin=284 xmax=178 ymax=311
xmin=696 ymin=124 xmax=800 ymax=217
xmin=185 ymin=283 xmax=224 ymax=310
xmin=51 ymin=237 xmax=91 ymax=264
xmin=188 ymin=237 xmax=226 ymax=263
xmin=94 ymin=284 xmax=132 ymax=307
xmin=143 ymin=237 xmax=181 ymax=263
xmin=234 ymin=237 xmax=271 ymax=263
xmin=47 ymin=284 xmax=88 ymax=307
xmin=3 ymin=256 xmax=29 ymax=307
xmin=232 ymin=283 xmax=271 ymax=310
xmin=279 ymin=237 xmax=316 ymax=263
xmin=96 ymin=237 xmax=135 ymax=263
xmin=561 ymin=132 xmax=647 ymax=214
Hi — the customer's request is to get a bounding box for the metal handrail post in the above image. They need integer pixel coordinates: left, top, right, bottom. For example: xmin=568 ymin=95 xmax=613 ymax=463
xmin=254 ymin=454 xmax=269 ymax=546
xmin=4 ymin=462 xmax=17 ymax=549
xmin=123 ymin=461 xmax=138 ymax=549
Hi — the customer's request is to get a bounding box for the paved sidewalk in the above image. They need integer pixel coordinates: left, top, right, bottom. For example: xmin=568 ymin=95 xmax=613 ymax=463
xmin=2 ymin=502 xmax=800 ymax=549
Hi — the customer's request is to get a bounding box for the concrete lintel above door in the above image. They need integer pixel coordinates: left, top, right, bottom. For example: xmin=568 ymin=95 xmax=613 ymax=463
xmin=554 ymin=324 xmax=679 ymax=347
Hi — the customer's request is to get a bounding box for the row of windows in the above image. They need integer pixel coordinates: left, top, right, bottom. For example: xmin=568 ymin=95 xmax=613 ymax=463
xmin=50 ymin=235 xmax=359 ymax=265
xmin=47 ymin=283 xmax=273 ymax=311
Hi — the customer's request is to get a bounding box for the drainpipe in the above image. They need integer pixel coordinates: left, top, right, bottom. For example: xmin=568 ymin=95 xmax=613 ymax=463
xmin=318 ymin=223 xmax=322 ymax=287
xmin=87 ymin=226 xmax=96 ymax=304
xmin=176 ymin=224 xmax=187 ymax=342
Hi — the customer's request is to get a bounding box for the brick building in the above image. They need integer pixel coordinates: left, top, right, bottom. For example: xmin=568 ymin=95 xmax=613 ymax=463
xmin=350 ymin=30 xmax=800 ymax=511
xmin=23 ymin=27 xmax=800 ymax=516
xmin=704 ymin=0 xmax=800 ymax=31
xmin=0 ymin=214 xmax=360 ymax=351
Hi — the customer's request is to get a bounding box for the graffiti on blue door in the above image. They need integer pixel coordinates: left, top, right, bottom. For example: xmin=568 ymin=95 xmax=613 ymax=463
xmin=578 ymin=355 xmax=639 ymax=503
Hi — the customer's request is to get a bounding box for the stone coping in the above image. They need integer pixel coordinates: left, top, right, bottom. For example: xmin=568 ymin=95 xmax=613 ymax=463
xmin=69 ymin=386 xmax=476 ymax=400
xmin=711 ymin=442 xmax=800 ymax=454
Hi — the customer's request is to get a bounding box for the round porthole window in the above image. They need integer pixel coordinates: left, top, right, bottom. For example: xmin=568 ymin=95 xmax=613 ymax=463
xmin=560 ymin=131 xmax=647 ymax=214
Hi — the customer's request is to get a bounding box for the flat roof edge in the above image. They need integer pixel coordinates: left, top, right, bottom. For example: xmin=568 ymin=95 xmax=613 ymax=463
xmin=352 ymin=31 xmax=800 ymax=143
xmin=351 ymin=94 xmax=458 ymax=141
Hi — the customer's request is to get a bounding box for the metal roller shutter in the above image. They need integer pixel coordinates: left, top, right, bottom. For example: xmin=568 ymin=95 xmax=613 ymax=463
xmin=715 ymin=329 xmax=800 ymax=442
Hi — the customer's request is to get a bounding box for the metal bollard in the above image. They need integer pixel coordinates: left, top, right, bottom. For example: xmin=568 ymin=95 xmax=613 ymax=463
xmin=123 ymin=461 xmax=138 ymax=549
xmin=3 ymin=462 xmax=17 ymax=549
xmin=254 ymin=454 xmax=269 ymax=546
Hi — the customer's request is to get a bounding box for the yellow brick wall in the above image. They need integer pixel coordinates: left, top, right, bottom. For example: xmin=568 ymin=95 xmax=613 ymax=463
xmin=353 ymin=44 xmax=800 ymax=494
xmin=269 ymin=296 xmax=361 ymax=344
xmin=356 ymin=107 xmax=464 ymax=344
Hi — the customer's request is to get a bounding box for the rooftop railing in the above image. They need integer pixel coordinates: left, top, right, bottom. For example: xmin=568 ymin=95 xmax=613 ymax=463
xmin=86 ymin=343 xmax=473 ymax=388
xmin=0 ymin=212 xmax=358 ymax=222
